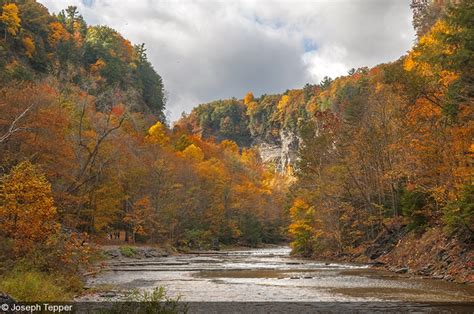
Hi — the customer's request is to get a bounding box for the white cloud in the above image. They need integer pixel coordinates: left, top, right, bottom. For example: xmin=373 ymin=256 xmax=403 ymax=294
xmin=303 ymin=45 xmax=348 ymax=82
xmin=38 ymin=0 xmax=415 ymax=121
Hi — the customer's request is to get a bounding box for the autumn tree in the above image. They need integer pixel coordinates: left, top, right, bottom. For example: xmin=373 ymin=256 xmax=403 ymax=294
xmin=22 ymin=35 xmax=35 ymax=58
xmin=0 ymin=3 xmax=21 ymax=40
xmin=0 ymin=161 xmax=59 ymax=256
xmin=148 ymin=121 xmax=169 ymax=145
xmin=243 ymin=91 xmax=254 ymax=105
xmin=288 ymin=198 xmax=318 ymax=257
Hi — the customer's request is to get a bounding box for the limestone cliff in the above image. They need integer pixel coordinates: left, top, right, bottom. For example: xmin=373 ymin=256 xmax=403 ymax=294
xmin=255 ymin=129 xmax=299 ymax=173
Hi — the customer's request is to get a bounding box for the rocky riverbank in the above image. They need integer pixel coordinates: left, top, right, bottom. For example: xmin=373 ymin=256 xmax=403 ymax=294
xmin=313 ymin=226 xmax=473 ymax=284
xmin=375 ymin=228 xmax=473 ymax=284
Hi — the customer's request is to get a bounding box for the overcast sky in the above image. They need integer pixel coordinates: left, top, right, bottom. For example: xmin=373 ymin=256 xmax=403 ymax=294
xmin=39 ymin=0 xmax=415 ymax=121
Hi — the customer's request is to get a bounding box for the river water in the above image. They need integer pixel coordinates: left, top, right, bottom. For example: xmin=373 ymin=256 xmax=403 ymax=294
xmin=83 ymin=246 xmax=474 ymax=311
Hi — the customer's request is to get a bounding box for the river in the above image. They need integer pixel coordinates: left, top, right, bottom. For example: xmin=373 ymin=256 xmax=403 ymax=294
xmin=81 ymin=246 xmax=474 ymax=311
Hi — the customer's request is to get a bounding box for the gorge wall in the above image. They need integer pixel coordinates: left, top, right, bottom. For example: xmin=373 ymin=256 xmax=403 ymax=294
xmin=255 ymin=129 xmax=299 ymax=173
xmin=174 ymin=90 xmax=314 ymax=174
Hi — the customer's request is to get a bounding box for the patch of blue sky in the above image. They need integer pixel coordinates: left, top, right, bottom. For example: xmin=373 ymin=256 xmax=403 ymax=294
xmin=82 ymin=0 xmax=94 ymax=7
xmin=303 ymin=38 xmax=318 ymax=52
xmin=253 ymin=15 xmax=285 ymax=30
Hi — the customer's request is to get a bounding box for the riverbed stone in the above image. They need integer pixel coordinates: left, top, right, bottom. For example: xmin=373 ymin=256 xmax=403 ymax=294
xmin=144 ymin=249 xmax=158 ymax=258
xmin=0 ymin=293 xmax=15 ymax=303
xmin=444 ymin=275 xmax=454 ymax=281
xmin=395 ymin=267 xmax=409 ymax=274
xmin=79 ymin=247 xmax=474 ymax=304
xmin=104 ymin=249 xmax=120 ymax=258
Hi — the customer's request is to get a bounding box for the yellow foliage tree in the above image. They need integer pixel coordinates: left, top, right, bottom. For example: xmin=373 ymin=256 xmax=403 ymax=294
xmin=148 ymin=121 xmax=169 ymax=145
xmin=220 ymin=139 xmax=239 ymax=154
xmin=243 ymin=91 xmax=254 ymax=105
xmin=0 ymin=161 xmax=59 ymax=256
xmin=404 ymin=20 xmax=454 ymax=76
xmin=246 ymin=101 xmax=258 ymax=116
xmin=182 ymin=144 xmax=204 ymax=162
xmin=288 ymin=198 xmax=319 ymax=257
xmin=241 ymin=148 xmax=259 ymax=165
xmin=0 ymin=3 xmax=21 ymax=40
xmin=277 ymin=95 xmax=289 ymax=112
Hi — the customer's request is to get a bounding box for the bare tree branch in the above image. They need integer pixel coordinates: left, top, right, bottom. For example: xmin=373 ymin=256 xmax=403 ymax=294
xmin=68 ymin=111 xmax=126 ymax=193
xmin=0 ymin=102 xmax=36 ymax=144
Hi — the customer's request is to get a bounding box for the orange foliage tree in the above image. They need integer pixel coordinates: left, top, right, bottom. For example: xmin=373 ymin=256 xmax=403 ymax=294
xmin=0 ymin=161 xmax=59 ymax=256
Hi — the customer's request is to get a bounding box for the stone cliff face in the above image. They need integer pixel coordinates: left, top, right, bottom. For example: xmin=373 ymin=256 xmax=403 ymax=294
xmin=255 ymin=129 xmax=299 ymax=173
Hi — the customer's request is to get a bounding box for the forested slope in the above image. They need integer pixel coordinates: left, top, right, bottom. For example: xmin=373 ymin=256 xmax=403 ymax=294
xmin=177 ymin=0 xmax=473 ymax=282
xmin=0 ymin=0 xmax=472 ymax=302
xmin=0 ymin=1 xmax=288 ymax=300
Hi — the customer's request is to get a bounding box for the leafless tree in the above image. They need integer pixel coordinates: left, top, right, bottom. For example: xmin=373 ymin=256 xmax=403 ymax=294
xmin=0 ymin=102 xmax=36 ymax=144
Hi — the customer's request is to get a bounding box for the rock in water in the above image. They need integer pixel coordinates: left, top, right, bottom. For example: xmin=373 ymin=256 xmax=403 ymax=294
xmin=0 ymin=292 xmax=15 ymax=303
xmin=395 ymin=267 xmax=409 ymax=274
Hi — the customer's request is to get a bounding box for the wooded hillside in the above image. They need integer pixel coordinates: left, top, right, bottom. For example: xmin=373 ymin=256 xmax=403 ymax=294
xmin=177 ymin=0 xmax=473 ymax=281
xmin=0 ymin=0 xmax=472 ymax=301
